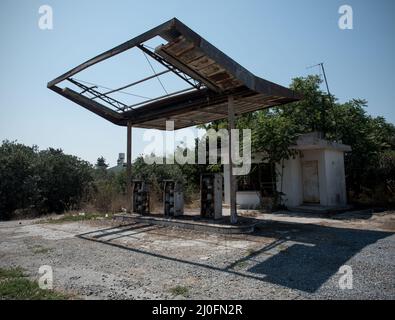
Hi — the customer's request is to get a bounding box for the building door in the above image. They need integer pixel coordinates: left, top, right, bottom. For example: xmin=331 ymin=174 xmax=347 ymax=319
xmin=302 ymin=160 xmax=320 ymax=204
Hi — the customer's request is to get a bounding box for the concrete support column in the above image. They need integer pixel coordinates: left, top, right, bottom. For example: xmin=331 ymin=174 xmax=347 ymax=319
xmin=126 ymin=121 xmax=132 ymax=213
xmin=227 ymin=95 xmax=237 ymax=224
xmin=223 ymin=164 xmax=230 ymax=205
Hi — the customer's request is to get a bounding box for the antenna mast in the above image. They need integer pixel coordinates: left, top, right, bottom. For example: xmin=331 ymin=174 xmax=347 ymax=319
xmin=307 ymin=62 xmax=337 ymax=139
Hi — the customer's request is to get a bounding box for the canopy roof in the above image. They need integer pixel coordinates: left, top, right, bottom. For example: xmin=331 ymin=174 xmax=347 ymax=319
xmin=48 ymin=18 xmax=300 ymax=130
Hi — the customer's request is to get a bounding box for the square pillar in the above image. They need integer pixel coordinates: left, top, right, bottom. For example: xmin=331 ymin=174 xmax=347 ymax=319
xmin=227 ymin=95 xmax=237 ymax=224
xmin=223 ymin=164 xmax=231 ymax=205
xmin=126 ymin=121 xmax=132 ymax=212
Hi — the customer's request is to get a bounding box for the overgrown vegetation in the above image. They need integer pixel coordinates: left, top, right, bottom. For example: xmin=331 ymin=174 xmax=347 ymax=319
xmin=0 ymin=267 xmax=24 ymax=279
xmin=1 ymin=76 xmax=393 ymax=220
xmin=31 ymin=245 xmax=52 ymax=255
xmin=0 ymin=141 xmax=206 ymax=220
xmin=169 ymin=285 xmax=189 ymax=297
xmin=0 ymin=142 xmax=93 ymax=220
xmin=0 ymin=267 xmax=68 ymax=300
xmin=88 ymin=154 xmax=204 ymax=213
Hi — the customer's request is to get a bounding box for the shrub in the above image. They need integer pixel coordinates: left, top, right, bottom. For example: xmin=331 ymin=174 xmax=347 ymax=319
xmin=0 ymin=141 xmax=94 ymax=220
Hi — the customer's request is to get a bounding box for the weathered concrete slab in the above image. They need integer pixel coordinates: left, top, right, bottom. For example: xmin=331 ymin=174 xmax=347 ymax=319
xmin=114 ymin=213 xmax=259 ymax=234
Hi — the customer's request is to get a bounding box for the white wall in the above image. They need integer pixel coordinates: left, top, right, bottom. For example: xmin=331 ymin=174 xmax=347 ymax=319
xmin=276 ymin=150 xmax=326 ymax=206
xmin=301 ymin=149 xmax=327 ymax=205
xmin=236 ymin=191 xmax=261 ymax=209
xmin=277 ymin=149 xmax=348 ymax=207
xmin=323 ymin=149 xmax=347 ymax=206
xmin=276 ymin=153 xmax=303 ymax=207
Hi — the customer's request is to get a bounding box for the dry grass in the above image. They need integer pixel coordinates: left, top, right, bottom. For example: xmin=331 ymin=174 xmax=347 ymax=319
xmin=169 ymin=285 xmax=189 ymax=297
xmin=0 ymin=267 xmax=69 ymax=300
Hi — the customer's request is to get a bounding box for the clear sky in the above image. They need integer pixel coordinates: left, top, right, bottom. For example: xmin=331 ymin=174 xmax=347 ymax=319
xmin=0 ymin=0 xmax=394 ymax=166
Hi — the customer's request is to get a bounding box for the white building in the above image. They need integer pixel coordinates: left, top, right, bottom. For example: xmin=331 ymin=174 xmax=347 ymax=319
xmin=224 ymin=132 xmax=352 ymax=212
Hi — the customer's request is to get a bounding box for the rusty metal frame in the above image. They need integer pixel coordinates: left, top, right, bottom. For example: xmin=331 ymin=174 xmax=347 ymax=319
xmin=48 ymin=18 xmax=300 ymax=129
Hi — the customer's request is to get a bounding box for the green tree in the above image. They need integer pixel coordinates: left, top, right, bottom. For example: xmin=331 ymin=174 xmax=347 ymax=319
xmin=36 ymin=148 xmax=93 ymax=213
xmin=0 ymin=141 xmax=94 ymax=219
xmin=95 ymin=156 xmax=108 ymax=170
xmin=0 ymin=141 xmax=41 ymax=219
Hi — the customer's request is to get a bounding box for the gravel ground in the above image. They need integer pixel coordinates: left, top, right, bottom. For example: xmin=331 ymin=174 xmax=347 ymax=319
xmin=0 ymin=211 xmax=394 ymax=300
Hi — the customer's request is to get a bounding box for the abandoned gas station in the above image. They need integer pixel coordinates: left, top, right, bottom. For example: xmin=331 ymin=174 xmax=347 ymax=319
xmin=48 ymin=18 xmax=350 ymax=229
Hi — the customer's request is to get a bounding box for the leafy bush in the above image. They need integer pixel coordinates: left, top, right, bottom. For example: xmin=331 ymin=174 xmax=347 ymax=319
xmin=89 ymin=167 xmax=128 ymax=213
xmin=0 ymin=141 xmax=93 ymax=220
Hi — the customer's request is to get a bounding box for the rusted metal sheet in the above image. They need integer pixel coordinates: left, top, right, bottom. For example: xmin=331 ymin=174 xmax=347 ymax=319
xmin=156 ymin=35 xmax=243 ymax=91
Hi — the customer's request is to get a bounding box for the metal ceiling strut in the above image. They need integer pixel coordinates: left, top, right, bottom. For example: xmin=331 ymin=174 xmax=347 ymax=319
xmin=67 ymin=78 xmax=128 ymax=111
xmin=137 ymin=44 xmax=203 ymax=90
xmin=93 ymin=69 xmax=171 ymax=98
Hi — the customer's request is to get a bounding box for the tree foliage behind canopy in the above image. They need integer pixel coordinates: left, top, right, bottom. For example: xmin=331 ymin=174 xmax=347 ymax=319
xmin=130 ymin=153 xmax=206 ymax=203
xmin=200 ymin=75 xmax=395 ymax=206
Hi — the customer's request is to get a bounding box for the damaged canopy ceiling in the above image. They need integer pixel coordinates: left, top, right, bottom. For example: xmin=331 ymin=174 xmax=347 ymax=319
xmin=48 ymin=18 xmax=300 ymax=130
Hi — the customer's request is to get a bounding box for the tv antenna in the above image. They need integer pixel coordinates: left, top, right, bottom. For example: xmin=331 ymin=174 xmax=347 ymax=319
xmin=307 ymin=62 xmax=338 ymax=139
xmin=307 ymin=62 xmax=334 ymax=108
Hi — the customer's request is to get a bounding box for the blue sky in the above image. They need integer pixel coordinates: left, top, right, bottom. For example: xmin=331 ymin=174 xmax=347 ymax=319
xmin=0 ymin=0 xmax=394 ymax=166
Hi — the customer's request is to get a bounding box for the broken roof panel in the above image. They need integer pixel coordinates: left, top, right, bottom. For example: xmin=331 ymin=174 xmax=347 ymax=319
xmin=48 ymin=18 xmax=300 ymax=130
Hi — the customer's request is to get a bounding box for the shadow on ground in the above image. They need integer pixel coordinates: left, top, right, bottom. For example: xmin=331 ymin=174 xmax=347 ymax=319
xmin=245 ymin=221 xmax=393 ymax=292
xmin=271 ymin=210 xmax=376 ymax=220
xmin=77 ymin=220 xmax=393 ymax=293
